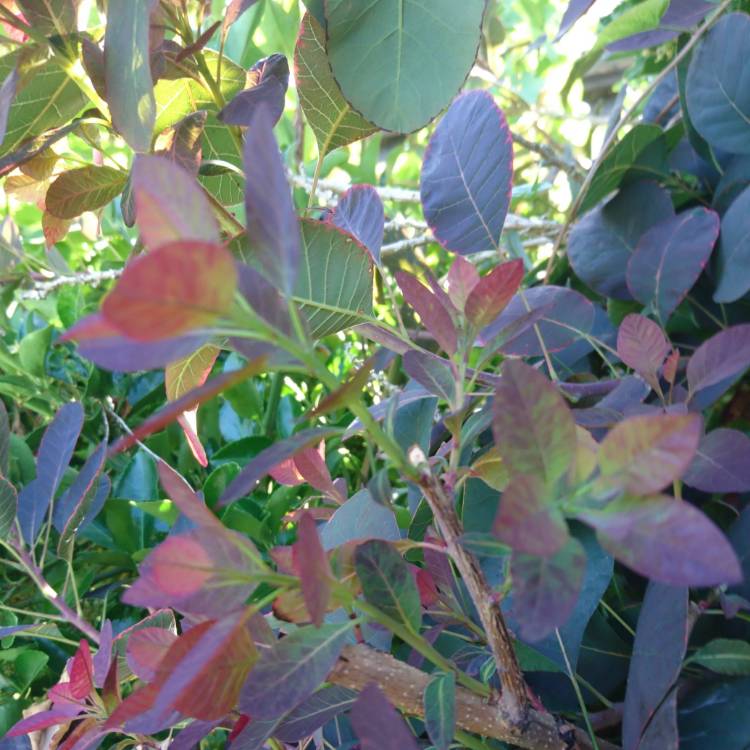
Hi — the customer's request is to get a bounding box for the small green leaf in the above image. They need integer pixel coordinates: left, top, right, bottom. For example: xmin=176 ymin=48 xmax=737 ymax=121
xmin=18 ymin=326 xmax=51 ymax=377
xmin=423 ymin=672 xmax=455 ymax=750
xmin=690 ymin=639 xmax=750 ymax=675
xmin=45 ymin=166 xmax=127 ymax=219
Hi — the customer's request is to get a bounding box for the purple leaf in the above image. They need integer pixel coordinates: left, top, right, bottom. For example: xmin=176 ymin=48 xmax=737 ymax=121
xmin=556 ymin=0 xmax=597 ymax=40
xmin=229 ymin=717 xmax=283 ymax=750
xmin=683 ymin=429 xmax=750 ymax=493
xmin=493 ymin=360 xmax=576 ymax=485
xmin=395 ymin=271 xmax=457 ymax=355
xmin=421 ymin=90 xmax=513 ymax=255
xmin=622 ymin=583 xmax=688 ymax=750
xmin=626 ymin=208 xmax=719 ymax=323
xmin=18 ymin=402 xmax=84 ymax=545
xmin=608 ymin=0 xmax=713 ymax=51
xmin=0 ymin=68 xmax=18 ymax=146
xmin=132 ymin=154 xmax=219 ymax=250
xmin=53 ymin=440 xmax=106 ymax=533
xmin=579 ymin=495 xmax=742 ymax=586
xmin=236 ymin=263 xmax=293 ymax=336
xmin=219 ymin=427 xmax=341 ymax=506
xmin=350 ymin=684 xmax=420 ymax=750
xmin=598 ymin=413 xmax=702 ymax=494
xmin=617 ymin=314 xmax=670 ymax=390
xmin=63 ymin=312 xmax=208 ymax=373
xmin=6 ymin=710 xmax=81 ymax=737
xmin=170 ymin=720 xmax=222 ymax=750
xmin=480 ymin=286 xmax=595 ymax=357
xmin=275 ymin=686 xmax=357 ymax=742
xmin=330 ymin=185 xmax=384 ymax=264
xmin=240 ymin=622 xmax=352 ymax=719
xmin=714 ymin=185 xmax=750 ymax=303
xmin=568 ymin=181 xmax=675 ymax=299
xmin=687 ymin=324 xmax=750 ymax=401
xmin=93 ymin=620 xmax=113 ymax=689
xmin=293 ymin=511 xmax=333 ymax=627
xmin=510 ymin=537 xmax=587 ymax=642
xmin=220 ymin=54 xmax=289 ymax=128
xmin=493 ymin=474 xmax=569 ymax=556
xmin=402 ymin=350 xmax=457 ymax=404
xmin=464 ymin=259 xmax=524 ymax=330
xmin=243 ymin=104 xmax=300 ymax=295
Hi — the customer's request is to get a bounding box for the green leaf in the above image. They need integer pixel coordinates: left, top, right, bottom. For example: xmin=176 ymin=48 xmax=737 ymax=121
xmin=690 ymin=639 xmax=750 ymax=675
xmin=45 ymin=166 xmax=127 ymax=219
xmin=0 ymin=52 xmax=87 ymax=157
xmin=355 ymin=539 xmax=421 ymax=633
xmin=293 ymin=219 xmax=374 ymax=338
xmin=325 ymin=0 xmax=485 ymax=133
xmin=458 ymin=532 xmax=510 ymax=558
xmin=295 ymin=13 xmax=377 ymax=156
xmin=423 ymin=672 xmax=455 ymax=750
xmin=104 ymin=0 xmax=155 ymax=152
xmin=18 ymin=326 xmax=51 ymax=377
xmin=0 ymin=476 xmax=17 ymax=537
xmin=0 ymin=400 xmax=8 ymax=477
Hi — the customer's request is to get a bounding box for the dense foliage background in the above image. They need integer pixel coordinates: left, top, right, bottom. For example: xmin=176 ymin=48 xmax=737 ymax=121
xmin=1 ymin=1 xmax=750 ymax=749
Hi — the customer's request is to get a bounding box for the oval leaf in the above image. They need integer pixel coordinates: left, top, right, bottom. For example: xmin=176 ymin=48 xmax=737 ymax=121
xmin=714 ymin=184 xmax=750 ymax=303
xmin=45 ymin=166 xmax=127 ymax=220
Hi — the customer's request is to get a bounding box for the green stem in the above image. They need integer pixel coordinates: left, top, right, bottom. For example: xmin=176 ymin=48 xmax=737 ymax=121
xmin=454 ymin=729 xmax=491 ymax=750
xmin=262 ymin=372 xmax=284 ymax=438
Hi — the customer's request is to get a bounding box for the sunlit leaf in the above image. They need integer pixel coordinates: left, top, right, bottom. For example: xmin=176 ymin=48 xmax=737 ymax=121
xmin=45 ymin=166 xmax=127 ymax=219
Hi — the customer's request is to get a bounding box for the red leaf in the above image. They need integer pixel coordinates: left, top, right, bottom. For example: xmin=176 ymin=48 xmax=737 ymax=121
xmin=69 ymin=640 xmax=94 ymax=699
xmin=101 ymin=240 xmax=237 ymax=341
xmin=445 ymin=255 xmax=479 ymax=311
xmin=126 ymin=627 xmax=178 ymax=682
xmin=292 ymin=511 xmax=333 ymax=627
xmin=465 ymin=259 xmax=524 ymax=330
xmin=7 ymin=709 xmax=79 ymax=737
xmin=156 ymin=460 xmax=222 ymax=530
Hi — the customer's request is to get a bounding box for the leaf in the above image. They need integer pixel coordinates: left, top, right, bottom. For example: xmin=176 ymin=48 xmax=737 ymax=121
xmin=165 ymin=344 xmax=219 ymax=401
xmin=18 ymin=401 xmax=84 ymax=545
xmin=355 ymin=539 xmax=422 ymax=632
xmin=622 ymin=582 xmax=687 ymax=750
xmin=687 ymin=324 xmax=750 ymax=401
xmin=330 ymin=185 xmax=384 ymax=264
xmin=510 ymin=537 xmax=587 ymax=642
xmin=69 ymin=640 xmax=94 ymax=700
xmin=616 ymin=314 xmax=669 ymax=390
xmin=683 ymin=429 xmax=750 ymax=493
xmin=224 ymin=0 xmax=262 ymax=30
xmin=294 ymin=13 xmax=377 ymax=156
xmin=0 ymin=476 xmax=17 ymax=537
xmin=420 ymin=90 xmax=513 ymax=254
xmin=350 ymin=684 xmax=420 ymax=750
xmin=132 ymin=154 xmax=219 ymax=250
xmin=480 ymin=285 xmax=595 ymax=357
xmin=6 ymin=710 xmax=79 ymax=738
xmin=126 ymin=627 xmax=177 ymax=682
xmin=0 ymin=399 xmax=8 ymax=477
xmin=0 ymin=68 xmax=18 ymax=146
xmin=423 ymin=672 xmax=455 ymax=750
xmin=104 ymin=0 xmax=155 ymax=152
xmin=63 ymin=313 xmax=209 ymax=373
xmin=156 ymin=460 xmax=223 ymax=530
xmin=243 ymin=104 xmax=300 ymax=296
xmin=492 ymin=359 xmax=576 ymax=484
xmin=580 ymin=124 xmax=666 ymax=213
xmin=446 ymin=256 xmax=479 ymax=311
xmin=678 ymin=678 xmax=750 ymax=749
xmin=626 ymin=208 xmax=719 ymax=323
xmin=568 ymin=180 xmax=675 ymax=299
xmin=686 ymin=13 xmax=750 ymax=155
xmin=690 ymin=639 xmax=750 ymax=676
xmin=402 ymin=350 xmax=456 ymax=404
xmin=294 ymin=219 xmax=374 ymax=339
xmin=219 ymin=427 xmax=341 ymax=506
xmin=101 ymin=240 xmax=237 ymax=341
xmin=275 ymin=686 xmax=357 ymax=742
xmin=220 ymin=54 xmax=289 ymax=128
xmin=579 ymin=494 xmax=742 ymax=586
xmin=45 ymin=166 xmax=127 ymax=220
xmin=395 ymin=271 xmax=457 ymax=355
xmin=293 ymin=511 xmax=333 ymax=627
xmin=462 ymin=260 xmax=523 ymax=332
xmin=240 ymin=622 xmax=352 ymax=719
xmin=599 ymin=413 xmax=701 ymax=494
xmin=16 ymin=0 xmax=77 ymax=36
xmin=556 ymin=0 xmax=597 ymax=39
xmin=714 ymin=185 xmax=750 ymax=303
xmin=493 ymin=474 xmax=569 ymax=556
xmin=326 ymin=0 xmax=484 ymax=133
xmin=320 ymin=489 xmax=400 ymax=550
xmin=123 ymin=526 xmax=258 ymax=615
xmin=161 ymin=110 xmax=207 ymax=176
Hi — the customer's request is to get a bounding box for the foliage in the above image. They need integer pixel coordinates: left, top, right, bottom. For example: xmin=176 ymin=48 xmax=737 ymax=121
xmin=1 ymin=1 xmax=750 ymax=749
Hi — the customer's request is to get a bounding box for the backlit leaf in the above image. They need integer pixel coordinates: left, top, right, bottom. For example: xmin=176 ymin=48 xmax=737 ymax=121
xmin=579 ymin=495 xmax=742 ymax=586
xmin=240 ymin=622 xmax=352 ymax=719
xmin=598 ymin=413 xmax=702 ymax=494
xmin=101 ymin=240 xmax=237 ymax=341
xmin=510 ymin=537 xmax=586 ymax=641
xmin=294 ymin=13 xmax=377 ymax=156
xmin=326 ymin=0 xmax=484 ymax=133
xmin=45 ymin=166 xmax=127 ymax=220
xmin=465 ymin=259 xmax=524 ymax=330
xmin=493 ymin=359 xmax=576 ymax=484
xmin=104 ymin=0 xmax=155 ymax=152
xmin=626 ymin=208 xmax=719 ymax=322
xmin=293 ymin=511 xmax=333 ymax=627
xmin=16 ymin=0 xmax=77 ymax=36
xmin=132 ymin=154 xmax=219 ymax=250
xmin=355 ymin=539 xmax=422 ymax=632
xmin=421 ymin=90 xmax=513 ymax=255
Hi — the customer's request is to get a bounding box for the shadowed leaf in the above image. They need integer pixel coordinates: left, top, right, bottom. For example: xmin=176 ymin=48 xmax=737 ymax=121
xmin=617 ymin=314 xmax=669 ymax=390
xmin=683 ymin=429 xmax=750 ymax=493
xmin=714 ymin=185 xmax=750 ymax=303
xmin=403 ymin=350 xmax=456 ymax=404
xmin=687 ymin=324 xmax=750 ymax=403
xmin=220 ymin=54 xmax=289 ymax=128
xmin=424 ymin=672 xmax=455 ymax=750
xmin=293 ymin=511 xmax=333 ymax=627
xmin=276 ymin=686 xmax=357 ymax=742
xmin=350 ymin=683 xmax=420 ymax=750
xmin=690 ymin=639 xmax=750 ymax=676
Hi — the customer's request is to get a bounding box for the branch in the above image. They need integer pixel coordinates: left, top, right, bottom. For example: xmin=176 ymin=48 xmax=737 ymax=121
xmin=329 ymin=644 xmax=619 ymax=750
xmin=19 ymin=269 xmax=122 ymax=300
